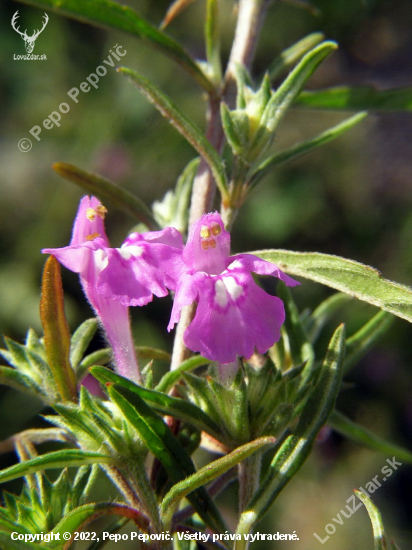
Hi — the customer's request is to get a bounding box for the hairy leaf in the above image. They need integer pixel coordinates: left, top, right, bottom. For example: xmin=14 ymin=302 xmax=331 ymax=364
xmin=255 ymin=250 xmax=412 ymax=324
xmin=90 ymin=366 xmax=223 ymax=439
xmin=53 ymin=163 xmax=157 ymax=229
xmin=107 ymin=385 xmax=227 ymax=533
xmin=0 ymin=450 xmax=113 ymax=484
xmin=118 ymin=68 xmax=229 ymax=200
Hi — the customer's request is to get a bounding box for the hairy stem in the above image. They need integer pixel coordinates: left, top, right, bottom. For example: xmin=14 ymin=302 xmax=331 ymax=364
xmin=102 ymin=465 xmax=142 ymax=511
xmin=238 ymin=452 xmax=262 ymax=513
xmin=225 ymin=0 xmax=274 ymax=104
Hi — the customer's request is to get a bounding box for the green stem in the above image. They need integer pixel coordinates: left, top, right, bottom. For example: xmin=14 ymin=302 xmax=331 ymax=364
xmin=129 ymin=460 xmax=163 ymax=535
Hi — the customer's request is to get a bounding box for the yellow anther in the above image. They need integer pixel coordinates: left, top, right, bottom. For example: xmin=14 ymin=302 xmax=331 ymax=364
xmin=86 ymin=208 xmax=97 ymax=221
xmin=211 ymin=223 xmax=221 ymax=236
xmin=200 ymin=225 xmax=211 ymax=239
xmin=96 ymin=205 xmax=108 ymax=219
xmin=201 ymin=240 xmax=210 ymax=250
xmin=86 ymin=232 xmax=100 ymax=241
xmin=209 ymin=239 xmax=216 ymax=248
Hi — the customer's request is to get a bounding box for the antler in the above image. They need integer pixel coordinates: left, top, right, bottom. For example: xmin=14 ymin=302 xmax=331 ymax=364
xmin=31 ymin=13 xmax=49 ymax=40
xmin=11 ymin=11 xmax=28 ymax=39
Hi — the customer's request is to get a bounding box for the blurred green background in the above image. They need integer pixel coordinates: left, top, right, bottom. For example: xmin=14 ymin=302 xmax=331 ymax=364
xmin=1 ymin=0 xmax=412 ymax=548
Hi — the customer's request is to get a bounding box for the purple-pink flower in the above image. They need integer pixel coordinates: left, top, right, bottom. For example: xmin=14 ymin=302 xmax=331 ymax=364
xmin=168 ymin=212 xmax=299 ymax=363
xmin=42 ymin=196 xmax=183 ymax=382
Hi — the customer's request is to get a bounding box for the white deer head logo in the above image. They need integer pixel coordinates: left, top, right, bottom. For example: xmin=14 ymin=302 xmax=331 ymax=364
xmin=11 ymin=11 xmax=49 ymax=54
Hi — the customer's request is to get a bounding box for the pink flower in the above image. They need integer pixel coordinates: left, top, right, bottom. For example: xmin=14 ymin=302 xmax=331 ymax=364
xmin=168 ymin=212 xmax=299 ymax=363
xmin=42 ymin=196 xmax=183 ymax=382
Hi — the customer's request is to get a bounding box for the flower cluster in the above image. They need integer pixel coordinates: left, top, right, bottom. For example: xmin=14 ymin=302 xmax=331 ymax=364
xmin=43 ymin=197 xmax=298 ymax=379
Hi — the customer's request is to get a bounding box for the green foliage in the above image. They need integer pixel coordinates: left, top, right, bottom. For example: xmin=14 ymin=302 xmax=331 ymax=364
xmin=48 ymin=386 xmax=144 ymax=462
xmin=0 ymin=330 xmax=60 ymax=405
xmin=236 ymin=324 xmax=346 ymax=535
xmin=106 ymin=383 xmax=227 ymax=534
xmin=118 ymin=67 xmax=229 ymax=202
xmin=0 ymin=451 xmax=112 ymax=485
xmin=356 ymin=491 xmax=402 ymax=550
xmin=0 ymin=467 xmax=149 ymax=549
xmin=256 ymin=249 xmax=412 ymax=323
xmin=329 ymin=410 xmax=412 ymax=464
xmin=160 ymin=436 xmax=275 ymax=529
xmin=91 ymin=366 xmax=224 ymax=440
xmin=53 ymin=163 xmax=158 ymax=230
xmin=296 ymin=86 xmax=412 ymax=111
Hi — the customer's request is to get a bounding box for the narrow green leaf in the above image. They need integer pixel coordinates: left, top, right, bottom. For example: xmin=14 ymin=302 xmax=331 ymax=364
xmin=205 ymin=0 xmax=222 ymax=84
xmin=296 ymin=85 xmax=412 ymax=111
xmin=70 ymin=318 xmax=98 ymax=370
xmin=79 ymin=349 xmax=112 ymax=371
xmin=268 ymin=32 xmax=325 ymax=81
xmin=0 ymin=508 xmax=28 ymax=534
xmin=107 ymin=385 xmax=227 ymax=533
xmin=156 ymin=355 xmax=210 ymax=393
xmin=356 ymin=490 xmax=385 ymax=549
xmin=329 ymin=410 xmax=412 ymax=463
xmin=0 ymin=366 xmax=45 ymax=400
xmin=240 ymin=325 xmax=345 ymax=528
xmin=255 ymin=249 xmax=412 ymax=324
xmin=2 ymin=338 xmax=31 ymax=373
xmin=161 ymin=436 xmax=275 ymax=527
xmin=249 ymin=112 xmax=367 ymax=188
xmin=118 ymin=68 xmax=229 ymax=201
xmin=90 ymin=366 xmax=223 ymax=439
xmin=344 ymin=310 xmax=394 ymax=372
xmin=0 ymin=450 xmax=113 ymax=484
xmin=16 ymin=0 xmax=214 ymax=92
xmin=250 ymin=41 xmax=337 ymax=157
xmin=0 ymin=533 xmax=39 ymax=550
xmin=40 ymin=256 xmax=77 ymax=402
xmin=52 ymin=163 xmax=158 ymax=229
xmin=354 ymin=490 xmax=400 ymax=550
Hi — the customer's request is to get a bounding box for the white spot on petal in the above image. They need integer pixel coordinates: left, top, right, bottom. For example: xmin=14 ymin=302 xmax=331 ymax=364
xmin=94 ymin=249 xmax=108 ymax=272
xmin=224 ymin=276 xmax=244 ymax=301
xmin=119 ymin=245 xmax=144 ymax=260
xmin=214 ymin=279 xmax=228 ymax=308
xmin=214 ymin=276 xmax=244 ymax=308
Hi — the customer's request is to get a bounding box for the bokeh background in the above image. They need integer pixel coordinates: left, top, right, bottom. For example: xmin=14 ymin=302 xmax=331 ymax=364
xmin=1 ymin=0 xmax=412 ymax=548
